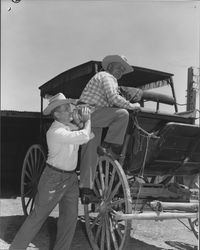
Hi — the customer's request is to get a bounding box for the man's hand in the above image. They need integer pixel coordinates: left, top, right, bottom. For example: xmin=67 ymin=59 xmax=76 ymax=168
xmin=130 ymin=103 xmax=140 ymax=109
xmin=72 ymin=106 xmax=91 ymax=128
xmin=78 ymin=106 xmax=91 ymax=122
xmin=72 ymin=109 xmax=83 ymax=128
xmin=129 ymin=103 xmax=141 ymax=113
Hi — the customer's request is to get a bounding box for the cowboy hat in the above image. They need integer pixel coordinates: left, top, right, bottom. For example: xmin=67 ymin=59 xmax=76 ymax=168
xmin=43 ymin=93 xmax=72 ymax=115
xmin=102 ymin=55 xmax=133 ymax=74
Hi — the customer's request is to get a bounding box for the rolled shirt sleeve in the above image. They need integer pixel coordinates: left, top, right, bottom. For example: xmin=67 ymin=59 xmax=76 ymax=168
xmin=49 ymin=127 xmax=91 ymax=145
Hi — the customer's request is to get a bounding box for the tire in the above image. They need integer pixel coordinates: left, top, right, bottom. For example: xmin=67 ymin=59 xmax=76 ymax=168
xmin=84 ymin=156 xmax=132 ymax=250
xmin=21 ymin=144 xmax=46 ymax=215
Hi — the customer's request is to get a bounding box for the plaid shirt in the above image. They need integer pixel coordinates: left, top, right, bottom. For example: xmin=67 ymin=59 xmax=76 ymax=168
xmin=80 ymin=71 xmax=134 ymax=109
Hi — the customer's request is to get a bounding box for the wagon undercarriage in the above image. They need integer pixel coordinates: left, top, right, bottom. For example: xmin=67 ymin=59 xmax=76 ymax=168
xmin=84 ymin=155 xmax=199 ymax=250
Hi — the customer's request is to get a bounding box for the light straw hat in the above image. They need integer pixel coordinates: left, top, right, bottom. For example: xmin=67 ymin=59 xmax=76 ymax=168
xmin=43 ymin=93 xmax=72 ymax=115
xmin=102 ymin=55 xmax=133 ymax=74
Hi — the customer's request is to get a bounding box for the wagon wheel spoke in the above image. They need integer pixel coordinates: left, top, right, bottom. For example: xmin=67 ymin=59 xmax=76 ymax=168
xmin=105 ymin=214 xmax=111 ymax=250
xmin=114 ymin=223 xmax=123 ymax=240
xmin=23 ymin=188 xmax=33 ymax=197
xmin=94 ymin=174 xmax=103 ymax=197
xmin=105 ymin=160 xmax=109 ymax=190
xmin=99 ymin=161 xmax=105 ymax=192
xmin=108 ymin=182 xmax=121 ymax=202
xmin=25 ymin=196 xmax=35 ymax=214
xmin=23 ymin=179 xmax=33 ymax=193
xmin=84 ymin=156 xmax=132 ymax=250
xmin=30 ymin=196 xmax=35 ymax=212
xmin=30 ymin=151 xmax=35 ymax=173
xmin=93 ymin=183 xmax=101 ymax=197
xmin=35 ymin=148 xmax=41 ymax=172
xmin=25 ymin=197 xmax=33 ymax=210
xmin=37 ymin=149 xmax=46 ymax=175
xmin=107 ymin=168 xmax=117 ymax=196
xmin=37 ymin=160 xmax=45 ymax=180
xmin=91 ymin=214 xmax=101 ymax=230
xmin=33 ymin=148 xmax=40 ymax=176
xmin=26 ymin=159 xmax=34 ymax=177
xmin=94 ymin=217 xmax=103 ymax=243
xmin=34 ymin=147 xmax=38 ymax=170
xmin=24 ymin=163 xmax=33 ymax=180
xmin=21 ymin=145 xmax=46 ymax=216
xmin=27 ymin=155 xmax=36 ymax=178
xmin=111 ymin=198 xmax=125 ymax=207
xmin=109 ymin=217 xmax=118 ymax=249
xmin=100 ymin=218 xmax=106 ymax=249
xmin=112 ymin=216 xmax=124 ymax=239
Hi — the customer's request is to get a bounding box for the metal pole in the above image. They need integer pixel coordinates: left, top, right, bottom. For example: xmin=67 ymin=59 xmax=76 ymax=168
xmin=197 ymin=4 xmax=200 ymax=248
xmin=170 ymin=77 xmax=178 ymax=112
xmin=198 ymin=3 xmax=200 ymax=128
xmin=40 ymin=95 xmax=43 ymax=145
xmin=198 ymin=174 xmax=200 ymax=250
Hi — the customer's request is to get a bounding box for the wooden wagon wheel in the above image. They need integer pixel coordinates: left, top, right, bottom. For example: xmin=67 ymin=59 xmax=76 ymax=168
xmin=21 ymin=144 xmax=46 ymax=216
xmin=84 ymin=156 xmax=132 ymax=250
xmin=187 ymin=174 xmax=199 ymax=239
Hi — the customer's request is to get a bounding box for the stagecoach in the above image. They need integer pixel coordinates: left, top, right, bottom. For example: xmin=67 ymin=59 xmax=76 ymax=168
xmin=21 ymin=60 xmax=200 ymax=249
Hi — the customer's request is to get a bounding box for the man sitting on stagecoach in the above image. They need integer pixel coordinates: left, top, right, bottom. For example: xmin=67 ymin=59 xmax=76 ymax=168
xmin=78 ymin=54 xmax=142 ymax=204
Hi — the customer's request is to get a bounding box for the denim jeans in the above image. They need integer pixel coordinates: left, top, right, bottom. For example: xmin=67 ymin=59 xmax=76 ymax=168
xmin=10 ymin=166 xmax=79 ymax=250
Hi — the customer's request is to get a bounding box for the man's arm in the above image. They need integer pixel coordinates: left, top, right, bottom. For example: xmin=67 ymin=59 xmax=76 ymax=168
xmin=103 ymin=75 xmax=140 ymax=110
xmin=51 ymin=107 xmax=93 ymax=145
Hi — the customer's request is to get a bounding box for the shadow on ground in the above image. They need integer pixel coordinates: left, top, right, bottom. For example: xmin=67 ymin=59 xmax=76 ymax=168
xmin=0 ymin=215 xmax=179 ymax=250
xmin=0 ymin=215 xmax=90 ymax=250
xmin=165 ymin=241 xmax=198 ymax=250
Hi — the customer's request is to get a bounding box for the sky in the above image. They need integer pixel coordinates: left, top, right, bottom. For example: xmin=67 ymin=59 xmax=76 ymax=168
xmin=1 ymin=0 xmax=200 ymax=113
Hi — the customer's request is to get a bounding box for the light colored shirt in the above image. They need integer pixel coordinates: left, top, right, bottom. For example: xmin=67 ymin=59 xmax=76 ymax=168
xmin=80 ymin=71 xmax=136 ymax=109
xmin=46 ymin=120 xmax=91 ymax=171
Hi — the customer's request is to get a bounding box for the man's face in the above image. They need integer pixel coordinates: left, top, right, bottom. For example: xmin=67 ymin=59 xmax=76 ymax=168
xmin=108 ymin=62 xmax=126 ymax=79
xmin=54 ymin=103 xmax=74 ymax=124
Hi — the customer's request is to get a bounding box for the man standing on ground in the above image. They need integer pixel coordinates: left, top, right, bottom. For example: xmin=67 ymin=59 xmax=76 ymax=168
xmin=10 ymin=93 xmax=92 ymax=250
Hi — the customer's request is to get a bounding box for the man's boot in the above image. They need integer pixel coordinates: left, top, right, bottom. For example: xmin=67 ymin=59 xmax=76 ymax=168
xmin=80 ymin=188 xmax=101 ymax=205
xmin=97 ymin=142 xmax=122 ymax=160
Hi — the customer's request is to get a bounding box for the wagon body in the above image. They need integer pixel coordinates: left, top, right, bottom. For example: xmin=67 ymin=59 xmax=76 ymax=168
xmin=38 ymin=60 xmax=199 ymax=177
xmin=21 ymin=60 xmax=199 ymax=249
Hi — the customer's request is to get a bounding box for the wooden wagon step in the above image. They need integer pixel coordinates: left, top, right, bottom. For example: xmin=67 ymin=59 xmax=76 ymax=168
xmin=150 ymin=200 xmax=198 ymax=212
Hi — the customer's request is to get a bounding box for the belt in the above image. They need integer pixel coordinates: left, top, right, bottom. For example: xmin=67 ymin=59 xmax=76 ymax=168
xmin=46 ymin=163 xmax=75 ymax=174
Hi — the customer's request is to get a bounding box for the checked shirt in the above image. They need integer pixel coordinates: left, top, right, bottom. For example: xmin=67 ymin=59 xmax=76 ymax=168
xmin=79 ymin=71 xmax=134 ymax=109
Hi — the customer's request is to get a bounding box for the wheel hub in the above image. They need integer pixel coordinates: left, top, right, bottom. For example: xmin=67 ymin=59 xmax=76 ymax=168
xmin=99 ymin=200 xmax=111 ymax=213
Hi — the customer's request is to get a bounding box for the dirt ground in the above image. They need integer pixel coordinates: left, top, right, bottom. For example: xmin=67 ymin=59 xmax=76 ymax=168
xmin=0 ymin=197 xmax=198 ymax=250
